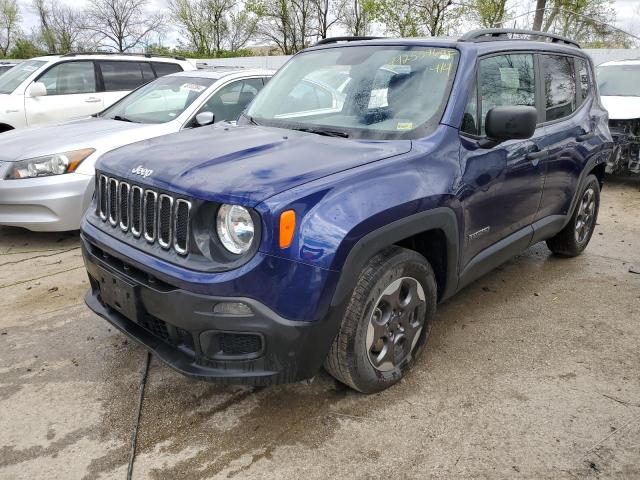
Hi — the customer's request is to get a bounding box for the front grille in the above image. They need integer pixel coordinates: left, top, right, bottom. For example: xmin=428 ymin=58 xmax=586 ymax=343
xmin=97 ymin=174 xmax=191 ymax=255
xmin=140 ymin=315 xmax=170 ymax=340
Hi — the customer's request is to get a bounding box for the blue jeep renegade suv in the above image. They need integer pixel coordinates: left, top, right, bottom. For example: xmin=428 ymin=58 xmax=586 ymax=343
xmin=81 ymin=29 xmax=613 ymax=393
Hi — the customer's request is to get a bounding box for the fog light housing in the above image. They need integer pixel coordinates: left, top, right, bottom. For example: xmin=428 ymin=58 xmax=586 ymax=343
xmin=213 ymin=301 xmax=253 ymax=316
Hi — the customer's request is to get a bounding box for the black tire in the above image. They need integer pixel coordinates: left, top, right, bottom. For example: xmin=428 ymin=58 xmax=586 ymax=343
xmin=324 ymin=246 xmax=437 ymax=393
xmin=546 ymin=174 xmax=600 ymax=257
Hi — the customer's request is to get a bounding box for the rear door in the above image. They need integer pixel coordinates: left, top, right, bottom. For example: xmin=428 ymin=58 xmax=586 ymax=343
xmin=536 ymin=54 xmax=598 ymax=220
xmin=98 ymin=61 xmax=153 ymax=109
xmin=25 ymin=60 xmax=103 ymax=126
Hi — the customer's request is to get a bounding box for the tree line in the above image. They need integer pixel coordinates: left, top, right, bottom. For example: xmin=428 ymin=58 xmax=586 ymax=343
xmin=0 ymin=0 xmax=635 ymax=59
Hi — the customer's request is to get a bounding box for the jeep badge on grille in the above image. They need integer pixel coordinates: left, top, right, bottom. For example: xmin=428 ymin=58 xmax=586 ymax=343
xmin=131 ymin=165 xmax=153 ymax=178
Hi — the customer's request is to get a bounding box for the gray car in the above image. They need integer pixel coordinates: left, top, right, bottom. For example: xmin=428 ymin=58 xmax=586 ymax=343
xmin=0 ymin=68 xmax=273 ymax=231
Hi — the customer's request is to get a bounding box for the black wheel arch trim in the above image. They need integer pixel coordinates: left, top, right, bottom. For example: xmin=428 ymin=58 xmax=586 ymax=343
xmin=330 ymin=207 xmax=460 ymax=309
xmin=562 ymin=150 xmax=608 ymax=229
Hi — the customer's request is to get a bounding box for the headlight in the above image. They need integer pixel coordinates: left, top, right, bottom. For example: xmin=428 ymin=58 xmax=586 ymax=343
xmin=5 ymin=148 xmax=95 ymax=180
xmin=216 ymin=204 xmax=255 ymax=254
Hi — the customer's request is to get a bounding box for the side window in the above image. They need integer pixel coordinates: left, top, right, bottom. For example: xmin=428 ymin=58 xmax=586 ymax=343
xmin=38 ymin=61 xmax=96 ymax=95
xmin=461 ymin=81 xmax=478 ymax=136
xmin=99 ymin=61 xmax=146 ymax=91
xmin=153 ymin=62 xmax=183 ymax=77
xmin=577 ymin=58 xmax=590 ymax=102
xmin=140 ymin=63 xmax=155 ymax=82
xmin=543 ymin=55 xmax=577 ymax=122
xmin=478 ymin=54 xmax=535 ymax=135
xmin=198 ymin=79 xmax=265 ymax=122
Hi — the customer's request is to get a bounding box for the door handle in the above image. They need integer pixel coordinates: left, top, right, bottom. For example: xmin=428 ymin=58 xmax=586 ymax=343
xmin=526 ymin=150 xmax=547 ymax=161
xmin=577 ymin=132 xmax=595 ymax=142
xmin=85 ymin=97 xmax=101 ymax=103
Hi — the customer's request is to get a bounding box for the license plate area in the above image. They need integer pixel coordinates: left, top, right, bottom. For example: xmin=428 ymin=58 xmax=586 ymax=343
xmin=97 ymin=268 xmax=139 ymax=321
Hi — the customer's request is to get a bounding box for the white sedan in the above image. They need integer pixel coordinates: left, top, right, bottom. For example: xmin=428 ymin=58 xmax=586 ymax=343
xmin=0 ymin=68 xmax=273 ymax=231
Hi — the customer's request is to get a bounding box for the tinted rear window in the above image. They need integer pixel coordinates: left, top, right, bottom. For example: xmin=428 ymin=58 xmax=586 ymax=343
xmin=152 ymin=62 xmax=183 ymax=77
xmin=99 ymin=61 xmax=148 ymax=91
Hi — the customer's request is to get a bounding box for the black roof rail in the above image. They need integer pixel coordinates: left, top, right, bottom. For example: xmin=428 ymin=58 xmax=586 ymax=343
xmin=314 ymin=36 xmax=385 ymax=46
xmin=459 ymin=28 xmax=580 ymax=48
xmin=60 ymin=52 xmax=187 ymax=61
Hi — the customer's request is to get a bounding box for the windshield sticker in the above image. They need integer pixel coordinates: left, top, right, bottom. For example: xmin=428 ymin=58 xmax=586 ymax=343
xmin=499 ymin=68 xmax=520 ymax=88
xmin=181 ymin=83 xmax=206 ymax=93
xmin=389 ymin=49 xmax=456 ymax=66
xmin=429 ymin=62 xmax=453 ymax=75
xmin=397 ymin=122 xmax=413 ymax=130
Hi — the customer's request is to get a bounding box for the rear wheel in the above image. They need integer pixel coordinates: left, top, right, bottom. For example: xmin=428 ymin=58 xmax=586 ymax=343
xmin=546 ymin=174 xmax=600 ymax=257
xmin=324 ymin=246 xmax=437 ymax=393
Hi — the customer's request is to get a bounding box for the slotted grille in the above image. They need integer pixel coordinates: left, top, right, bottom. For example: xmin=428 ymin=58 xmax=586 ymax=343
xmin=96 ymin=174 xmax=191 ymax=255
xmin=108 ymin=178 xmax=118 ymax=226
xmin=174 ymin=200 xmax=190 ymax=255
xmin=99 ymin=175 xmax=108 ymax=220
xmin=143 ymin=190 xmax=157 ymax=242
xmin=118 ymin=182 xmax=129 ymax=231
xmin=158 ymin=195 xmax=172 ymax=249
xmin=131 ymin=186 xmax=142 ymax=237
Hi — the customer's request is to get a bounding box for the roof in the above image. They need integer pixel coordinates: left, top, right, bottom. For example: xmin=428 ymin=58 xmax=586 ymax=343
xmin=168 ymin=68 xmax=274 ymax=80
xmin=307 ymin=33 xmax=586 ymax=58
xmin=30 ymin=54 xmax=190 ymax=63
xmin=599 ymin=59 xmax=640 ymax=67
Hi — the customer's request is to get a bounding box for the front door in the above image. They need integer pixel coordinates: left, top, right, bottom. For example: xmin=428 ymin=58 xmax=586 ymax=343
xmin=25 ymin=61 xmax=103 ymax=126
xmin=458 ymin=53 xmax=546 ymax=268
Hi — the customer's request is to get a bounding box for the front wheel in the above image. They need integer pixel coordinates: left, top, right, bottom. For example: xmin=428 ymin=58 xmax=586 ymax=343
xmin=546 ymin=174 xmax=600 ymax=257
xmin=324 ymin=246 xmax=437 ymax=393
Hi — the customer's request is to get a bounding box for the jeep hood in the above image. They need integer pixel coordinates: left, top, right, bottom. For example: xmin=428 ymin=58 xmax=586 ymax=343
xmin=0 ymin=117 xmax=157 ymax=162
xmin=98 ymin=124 xmax=412 ymax=205
xmin=600 ymin=96 xmax=640 ymax=120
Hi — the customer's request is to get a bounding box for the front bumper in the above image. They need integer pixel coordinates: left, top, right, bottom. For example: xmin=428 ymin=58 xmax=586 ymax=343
xmin=0 ymin=172 xmax=93 ymax=231
xmin=81 ymin=234 xmax=344 ymax=385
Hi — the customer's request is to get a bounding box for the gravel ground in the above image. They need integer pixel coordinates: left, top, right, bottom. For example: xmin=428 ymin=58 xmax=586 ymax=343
xmin=0 ymin=179 xmax=638 ymax=480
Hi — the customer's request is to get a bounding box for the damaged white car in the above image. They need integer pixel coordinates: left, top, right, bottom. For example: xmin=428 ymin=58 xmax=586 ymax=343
xmin=597 ymin=59 xmax=640 ymax=174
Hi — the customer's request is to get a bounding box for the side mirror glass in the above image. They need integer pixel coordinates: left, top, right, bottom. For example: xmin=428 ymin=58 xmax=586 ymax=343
xmin=28 ymin=82 xmax=47 ymax=98
xmin=195 ymin=111 xmax=215 ymax=127
xmin=481 ymin=105 xmax=537 ymax=147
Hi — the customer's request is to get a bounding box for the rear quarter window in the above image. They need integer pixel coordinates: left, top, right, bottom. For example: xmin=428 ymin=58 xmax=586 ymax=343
xmin=99 ymin=61 xmax=148 ymax=91
xmin=542 ymin=55 xmax=577 ymax=122
xmin=153 ymin=62 xmax=183 ymax=77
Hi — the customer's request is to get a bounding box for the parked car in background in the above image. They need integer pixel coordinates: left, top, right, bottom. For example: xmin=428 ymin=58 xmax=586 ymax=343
xmin=0 ymin=62 xmax=17 ymax=76
xmin=81 ymin=31 xmax=612 ymax=393
xmin=596 ymin=59 xmax=640 ymax=174
xmin=0 ymin=54 xmax=195 ymax=133
xmin=0 ymin=68 xmax=272 ymax=231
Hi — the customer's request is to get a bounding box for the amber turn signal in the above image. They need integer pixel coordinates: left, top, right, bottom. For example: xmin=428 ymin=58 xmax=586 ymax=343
xmin=279 ymin=210 xmax=296 ymax=249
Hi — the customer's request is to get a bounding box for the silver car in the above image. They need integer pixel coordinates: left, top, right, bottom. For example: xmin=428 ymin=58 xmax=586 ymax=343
xmin=0 ymin=68 xmax=273 ymax=231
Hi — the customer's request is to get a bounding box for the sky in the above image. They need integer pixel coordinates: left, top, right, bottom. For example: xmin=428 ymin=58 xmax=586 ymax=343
xmin=14 ymin=0 xmax=640 ymax=49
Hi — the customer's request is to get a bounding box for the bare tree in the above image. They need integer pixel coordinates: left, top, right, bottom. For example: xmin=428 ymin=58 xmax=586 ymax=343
xmin=170 ymin=0 xmax=255 ymax=55
xmin=33 ymin=0 xmax=86 ymax=53
xmin=0 ymin=0 xmax=20 ymax=57
xmin=313 ymin=0 xmax=341 ymax=39
xmin=340 ymin=0 xmax=370 ymax=36
xmin=84 ymin=0 xmax=165 ymax=52
xmin=227 ymin=9 xmax=258 ymax=51
xmin=248 ymin=0 xmax=315 ymax=54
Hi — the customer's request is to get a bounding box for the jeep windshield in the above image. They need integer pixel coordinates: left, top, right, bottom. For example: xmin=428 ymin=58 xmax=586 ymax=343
xmin=0 ymin=60 xmax=46 ymax=94
xmin=100 ymin=75 xmax=215 ymax=124
xmin=245 ymin=45 xmax=459 ymax=139
xmin=597 ymin=64 xmax=640 ymax=97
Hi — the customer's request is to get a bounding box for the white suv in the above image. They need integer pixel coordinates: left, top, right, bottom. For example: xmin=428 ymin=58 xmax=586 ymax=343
xmin=0 ymin=54 xmax=195 ymax=132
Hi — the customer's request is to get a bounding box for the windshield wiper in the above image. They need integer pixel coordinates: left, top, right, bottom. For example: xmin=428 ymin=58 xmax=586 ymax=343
xmin=292 ymin=126 xmax=349 ymax=138
xmin=241 ymin=113 xmax=260 ymax=126
xmin=112 ymin=115 xmax=137 ymax=123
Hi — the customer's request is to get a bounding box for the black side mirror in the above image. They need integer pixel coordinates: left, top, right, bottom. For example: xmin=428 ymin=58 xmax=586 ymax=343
xmin=480 ymin=106 xmax=537 ymax=148
xmin=195 ymin=111 xmax=215 ymax=127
